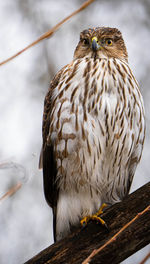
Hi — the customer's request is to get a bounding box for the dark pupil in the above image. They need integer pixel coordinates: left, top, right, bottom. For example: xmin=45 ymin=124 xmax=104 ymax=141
xmin=107 ymin=39 xmax=112 ymax=44
xmin=83 ymin=39 xmax=89 ymax=45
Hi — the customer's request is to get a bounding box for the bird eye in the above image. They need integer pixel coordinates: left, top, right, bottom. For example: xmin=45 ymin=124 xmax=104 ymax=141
xmin=83 ymin=38 xmax=89 ymax=45
xmin=105 ymin=39 xmax=113 ymax=46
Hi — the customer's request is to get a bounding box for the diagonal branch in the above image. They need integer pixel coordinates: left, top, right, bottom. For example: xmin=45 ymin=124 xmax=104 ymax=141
xmin=82 ymin=205 xmax=150 ymax=264
xmin=0 ymin=182 xmax=22 ymax=202
xmin=0 ymin=0 xmax=95 ymax=66
xmin=0 ymin=161 xmax=26 ymax=201
xmin=139 ymin=252 xmax=150 ymax=264
xmin=25 ymin=182 xmax=150 ymax=264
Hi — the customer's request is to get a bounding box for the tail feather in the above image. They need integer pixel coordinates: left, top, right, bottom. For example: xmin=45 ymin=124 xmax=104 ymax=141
xmin=53 ymin=207 xmax=57 ymax=242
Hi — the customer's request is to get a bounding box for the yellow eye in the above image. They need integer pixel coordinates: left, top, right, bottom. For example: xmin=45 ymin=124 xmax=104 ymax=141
xmin=105 ymin=39 xmax=113 ymax=46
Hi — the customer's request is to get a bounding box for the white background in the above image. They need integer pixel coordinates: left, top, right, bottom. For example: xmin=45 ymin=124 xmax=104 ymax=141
xmin=0 ymin=0 xmax=150 ymax=263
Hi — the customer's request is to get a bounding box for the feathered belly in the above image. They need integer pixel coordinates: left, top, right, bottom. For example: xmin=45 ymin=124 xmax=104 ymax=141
xmin=51 ymin=97 xmax=134 ymax=204
xmin=50 ymin=58 xmax=145 ymax=205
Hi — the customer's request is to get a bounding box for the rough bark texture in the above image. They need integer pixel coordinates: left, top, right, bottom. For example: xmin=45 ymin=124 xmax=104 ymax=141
xmin=25 ymin=182 xmax=150 ymax=264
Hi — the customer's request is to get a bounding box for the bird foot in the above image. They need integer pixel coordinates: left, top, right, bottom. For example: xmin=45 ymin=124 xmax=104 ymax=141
xmin=80 ymin=203 xmax=107 ymax=228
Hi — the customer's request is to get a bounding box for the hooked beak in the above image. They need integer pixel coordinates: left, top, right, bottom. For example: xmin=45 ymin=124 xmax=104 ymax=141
xmin=91 ymin=37 xmax=100 ymax=51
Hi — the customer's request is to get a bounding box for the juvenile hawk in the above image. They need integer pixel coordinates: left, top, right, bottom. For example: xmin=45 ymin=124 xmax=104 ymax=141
xmin=39 ymin=27 xmax=145 ymax=241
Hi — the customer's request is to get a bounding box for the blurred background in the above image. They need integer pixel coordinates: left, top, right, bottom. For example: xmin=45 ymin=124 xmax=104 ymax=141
xmin=0 ymin=0 xmax=150 ymax=263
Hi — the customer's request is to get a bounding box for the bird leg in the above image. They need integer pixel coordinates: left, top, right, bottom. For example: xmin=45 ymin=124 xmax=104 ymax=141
xmin=80 ymin=203 xmax=107 ymax=227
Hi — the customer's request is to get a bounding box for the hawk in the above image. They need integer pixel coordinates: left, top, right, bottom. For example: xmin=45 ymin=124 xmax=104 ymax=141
xmin=39 ymin=27 xmax=145 ymax=242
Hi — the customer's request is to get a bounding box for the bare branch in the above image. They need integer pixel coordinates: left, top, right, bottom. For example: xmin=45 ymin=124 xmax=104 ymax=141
xmin=139 ymin=252 xmax=150 ymax=264
xmin=0 ymin=0 xmax=95 ymax=66
xmin=25 ymin=182 xmax=150 ymax=264
xmin=0 ymin=161 xmax=26 ymax=201
xmin=0 ymin=182 xmax=22 ymax=202
xmin=82 ymin=205 xmax=150 ymax=264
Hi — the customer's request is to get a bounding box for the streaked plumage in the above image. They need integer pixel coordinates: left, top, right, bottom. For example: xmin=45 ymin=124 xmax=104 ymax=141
xmin=40 ymin=27 xmax=145 ymax=241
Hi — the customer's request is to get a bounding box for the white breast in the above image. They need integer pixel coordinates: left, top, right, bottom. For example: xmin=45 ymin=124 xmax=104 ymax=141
xmin=49 ymin=57 xmax=145 ymax=241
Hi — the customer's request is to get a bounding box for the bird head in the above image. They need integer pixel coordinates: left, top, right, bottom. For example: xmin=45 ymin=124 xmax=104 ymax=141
xmin=74 ymin=27 xmax=128 ymax=62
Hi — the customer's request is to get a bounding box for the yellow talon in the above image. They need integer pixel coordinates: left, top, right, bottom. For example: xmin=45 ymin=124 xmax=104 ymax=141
xmin=80 ymin=216 xmax=89 ymax=226
xmin=80 ymin=203 xmax=107 ymax=227
xmin=90 ymin=215 xmax=106 ymax=225
xmin=95 ymin=203 xmax=107 ymax=216
xmin=80 ymin=215 xmax=95 ymax=226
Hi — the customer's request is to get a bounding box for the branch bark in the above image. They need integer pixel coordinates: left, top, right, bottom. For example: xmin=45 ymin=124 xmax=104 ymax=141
xmin=25 ymin=182 xmax=150 ymax=264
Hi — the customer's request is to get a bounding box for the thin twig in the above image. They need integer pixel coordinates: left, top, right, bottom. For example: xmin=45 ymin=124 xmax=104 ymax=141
xmin=0 ymin=182 xmax=22 ymax=202
xmin=139 ymin=252 xmax=150 ymax=264
xmin=82 ymin=205 xmax=150 ymax=264
xmin=0 ymin=0 xmax=95 ymax=66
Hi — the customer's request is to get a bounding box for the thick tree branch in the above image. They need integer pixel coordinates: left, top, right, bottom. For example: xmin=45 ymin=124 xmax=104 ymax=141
xmin=25 ymin=182 xmax=150 ymax=264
